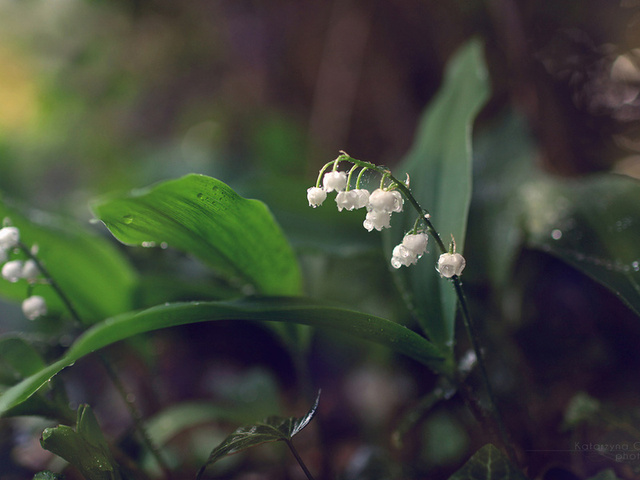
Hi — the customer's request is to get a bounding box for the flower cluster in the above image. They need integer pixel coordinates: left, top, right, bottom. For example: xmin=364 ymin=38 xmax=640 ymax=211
xmin=307 ymin=155 xmax=467 ymax=276
xmin=0 ymin=223 xmax=47 ymax=320
xmin=306 ymin=169 xmax=404 ymax=233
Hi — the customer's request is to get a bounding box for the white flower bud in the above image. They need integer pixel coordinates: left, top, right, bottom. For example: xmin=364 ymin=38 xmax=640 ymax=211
xmin=402 ymin=233 xmax=428 ymax=257
xmin=0 ymin=226 xmax=20 ymax=250
xmin=21 ymin=259 xmax=40 ymax=282
xmin=352 ymin=189 xmax=370 ymax=209
xmin=307 ymin=187 xmax=327 ymax=208
xmin=335 ymin=190 xmax=357 ymax=212
xmin=2 ymin=260 xmax=23 ymax=283
xmin=22 ymin=295 xmax=47 ymax=320
xmin=363 ymin=210 xmax=391 ymax=232
xmin=368 ymin=189 xmax=403 ymax=213
xmin=391 ymin=244 xmax=417 ymax=269
xmin=437 ymin=253 xmax=466 ymax=278
xmin=322 ymin=171 xmax=348 ymax=192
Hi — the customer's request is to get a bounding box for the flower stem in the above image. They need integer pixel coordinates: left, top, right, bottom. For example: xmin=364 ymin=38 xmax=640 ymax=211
xmin=19 ymin=243 xmax=173 ymax=479
xmin=285 ymin=439 xmax=315 ymax=480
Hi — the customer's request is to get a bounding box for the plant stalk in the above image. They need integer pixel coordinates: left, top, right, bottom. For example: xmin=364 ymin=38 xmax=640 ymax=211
xmin=285 ymin=439 xmax=316 ymax=480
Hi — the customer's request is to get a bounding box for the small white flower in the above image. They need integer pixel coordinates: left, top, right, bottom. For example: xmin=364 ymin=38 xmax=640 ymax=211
xmin=22 ymin=295 xmax=47 ymax=320
xmin=335 ymin=190 xmax=357 ymax=212
xmin=21 ymin=259 xmax=40 ymax=282
xmin=402 ymin=233 xmax=428 ymax=257
xmin=391 ymin=244 xmax=417 ymax=269
xmin=307 ymin=187 xmax=327 ymax=208
xmin=363 ymin=210 xmax=391 ymax=232
xmin=367 ymin=189 xmax=403 ymax=213
xmin=0 ymin=226 xmax=20 ymax=250
xmin=352 ymin=189 xmax=370 ymax=209
xmin=437 ymin=253 xmax=466 ymax=278
xmin=323 ymin=171 xmax=348 ymax=192
xmin=2 ymin=260 xmax=23 ymax=283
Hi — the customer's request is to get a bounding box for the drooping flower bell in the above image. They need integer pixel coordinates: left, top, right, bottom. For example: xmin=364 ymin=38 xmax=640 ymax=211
xmin=367 ymin=189 xmax=403 ymax=213
xmin=307 ymin=187 xmax=327 ymax=208
xmin=322 ymin=171 xmax=348 ymax=192
xmin=391 ymin=232 xmax=428 ymax=269
xmin=22 ymin=295 xmax=47 ymax=320
xmin=363 ymin=209 xmax=391 ymax=232
xmin=437 ymin=252 xmax=466 ymax=278
xmin=0 ymin=226 xmax=19 ymax=250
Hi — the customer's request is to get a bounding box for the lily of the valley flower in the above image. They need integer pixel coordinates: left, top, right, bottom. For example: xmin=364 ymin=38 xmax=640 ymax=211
xmin=391 ymin=232 xmax=428 ymax=269
xmin=0 ymin=226 xmax=19 ymax=250
xmin=307 ymin=187 xmax=327 ymax=208
xmin=22 ymin=295 xmax=47 ymax=320
xmin=437 ymin=252 xmax=466 ymax=278
xmin=335 ymin=189 xmax=370 ymax=212
xmin=323 ymin=171 xmax=348 ymax=192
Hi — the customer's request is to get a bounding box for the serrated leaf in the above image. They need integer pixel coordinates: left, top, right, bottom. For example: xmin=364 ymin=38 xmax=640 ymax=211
xmin=448 ymin=444 xmax=528 ymax=480
xmin=40 ymin=404 xmax=122 ymax=480
xmin=91 ymin=174 xmax=302 ymax=296
xmin=388 ymin=39 xmax=490 ymax=350
xmin=0 ymin=196 xmax=137 ymax=322
xmin=522 ymin=173 xmax=640 ymax=317
xmin=196 ymin=392 xmax=320 ymax=479
xmin=0 ymin=297 xmax=444 ymax=416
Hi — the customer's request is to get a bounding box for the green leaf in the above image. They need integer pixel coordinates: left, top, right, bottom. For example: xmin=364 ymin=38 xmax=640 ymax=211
xmin=91 ymin=174 xmax=302 ymax=296
xmin=40 ymin=404 xmax=122 ymax=480
xmin=448 ymin=444 xmax=528 ymax=480
xmin=0 ymin=196 xmax=137 ymax=322
xmin=0 ymin=335 xmax=46 ymax=381
xmin=0 ymin=297 xmax=444 ymax=416
xmin=389 ymin=39 xmax=490 ymax=349
xmin=32 ymin=472 xmax=65 ymax=480
xmin=196 ymin=392 xmax=320 ymax=479
xmin=522 ymin=173 xmax=640 ymax=317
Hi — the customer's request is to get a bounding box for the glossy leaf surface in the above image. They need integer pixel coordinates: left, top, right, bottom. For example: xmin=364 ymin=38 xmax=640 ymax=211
xmin=0 ymin=196 xmax=137 ymax=322
xmin=91 ymin=174 xmax=302 ymax=296
xmin=0 ymin=297 xmax=443 ymax=416
xmin=41 ymin=404 xmax=122 ymax=480
xmin=523 ymin=173 xmax=640 ymax=317
xmin=448 ymin=444 xmax=527 ymax=480
xmin=389 ymin=39 xmax=490 ymax=348
xmin=196 ymin=392 xmax=320 ymax=479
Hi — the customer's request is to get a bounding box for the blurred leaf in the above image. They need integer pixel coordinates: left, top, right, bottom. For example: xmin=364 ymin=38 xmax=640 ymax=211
xmin=32 ymin=472 xmax=65 ymax=480
xmin=389 ymin=38 xmax=490 ymax=349
xmin=448 ymin=444 xmax=527 ymax=480
xmin=40 ymin=404 xmax=122 ymax=480
xmin=0 ymin=196 xmax=137 ymax=322
xmin=468 ymin=111 xmax=539 ymax=288
xmin=0 ymin=335 xmax=46 ymax=380
xmin=587 ymin=469 xmax=623 ymax=480
xmin=91 ymin=174 xmax=302 ymax=296
xmin=522 ymin=174 xmax=640 ymax=317
xmin=196 ymin=391 xmax=320 ymax=479
xmin=0 ymin=297 xmax=444 ymax=416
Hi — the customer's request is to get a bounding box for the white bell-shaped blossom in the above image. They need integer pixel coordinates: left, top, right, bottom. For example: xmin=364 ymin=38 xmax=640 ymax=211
xmin=335 ymin=189 xmax=370 ymax=212
xmin=21 ymin=259 xmax=40 ymax=282
xmin=368 ymin=189 xmax=403 ymax=214
xmin=307 ymin=187 xmax=327 ymax=208
xmin=2 ymin=260 xmax=23 ymax=283
xmin=0 ymin=226 xmax=19 ymax=250
xmin=22 ymin=295 xmax=47 ymax=320
xmin=363 ymin=210 xmax=391 ymax=232
xmin=437 ymin=253 xmax=466 ymax=278
xmin=391 ymin=244 xmax=418 ymax=269
xmin=322 ymin=171 xmax=348 ymax=192
xmin=402 ymin=233 xmax=428 ymax=257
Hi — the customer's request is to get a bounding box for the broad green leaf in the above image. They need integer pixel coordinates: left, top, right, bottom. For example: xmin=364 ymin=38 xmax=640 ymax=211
xmin=196 ymin=392 xmax=320 ymax=480
xmin=0 ymin=196 xmax=137 ymax=322
xmin=448 ymin=444 xmax=528 ymax=480
xmin=41 ymin=404 xmax=122 ymax=480
xmin=32 ymin=472 xmax=65 ymax=480
xmin=91 ymin=174 xmax=302 ymax=296
xmin=389 ymin=39 xmax=490 ymax=349
xmin=0 ymin=297 xmax=444 ymax=416
xmin=522 ymin=174 xmax=640 ymax=317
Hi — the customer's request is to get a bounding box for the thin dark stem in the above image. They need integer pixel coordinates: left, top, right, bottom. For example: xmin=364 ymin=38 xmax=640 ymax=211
xmin=19 ymin=242 xmax=173 ymax=478
xmin=453 ymin=278 xmax=517 ymax=463
xmin=285 ymin=440 xmax=315 ymax=480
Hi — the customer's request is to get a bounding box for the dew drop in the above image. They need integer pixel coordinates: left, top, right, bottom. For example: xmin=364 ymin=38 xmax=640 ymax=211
xmin=633 ymin=261 xmax=640 ymax=272
xmin=141 ymin=241 xmax=156 ymax=248
xmin=551 ymin=229 xmax=562 ymax=240
xmin=160 ymin=242 xmax=169 ymax=249
xmin=123 ymin=215 xmax=134 ymax=224
xmin=196 ymin=193 xmax=204 ymax=200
